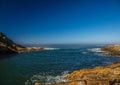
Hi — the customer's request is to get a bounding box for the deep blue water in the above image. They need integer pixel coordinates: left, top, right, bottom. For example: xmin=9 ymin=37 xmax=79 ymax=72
xmin=0 ymin=45 xmax=120 ymax=85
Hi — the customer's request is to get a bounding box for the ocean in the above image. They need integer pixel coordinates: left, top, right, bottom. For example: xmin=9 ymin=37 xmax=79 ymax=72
xmin=0 ymin=44 xmax=120 ymax=85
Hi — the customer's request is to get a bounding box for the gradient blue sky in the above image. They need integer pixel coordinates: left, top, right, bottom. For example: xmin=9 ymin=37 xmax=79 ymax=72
xmin=0 ymin=0 xmax=120 ymax=45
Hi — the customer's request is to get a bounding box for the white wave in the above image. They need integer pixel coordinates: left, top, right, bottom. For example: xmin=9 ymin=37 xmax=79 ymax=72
xmin=25 ymin=71 xmax=68 ymax=85
xmin=87 ymin=48 xmax=102 ymax=52
xmin=44 ymin=47 xmax=60 ymax=50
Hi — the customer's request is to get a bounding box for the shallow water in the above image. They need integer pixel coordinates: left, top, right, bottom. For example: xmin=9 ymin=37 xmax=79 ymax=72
xmin=0 ymin=46 xmax=120 ymax=85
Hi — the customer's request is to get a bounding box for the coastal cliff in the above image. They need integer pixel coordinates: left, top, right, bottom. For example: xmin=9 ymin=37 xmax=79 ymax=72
xmin=0 ymin=32 xmax=43 ymax=55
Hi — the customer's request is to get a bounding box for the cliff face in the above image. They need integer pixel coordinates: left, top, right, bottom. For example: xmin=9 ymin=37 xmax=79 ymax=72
xmin=0 ymin=32 xmax=25 ymax=55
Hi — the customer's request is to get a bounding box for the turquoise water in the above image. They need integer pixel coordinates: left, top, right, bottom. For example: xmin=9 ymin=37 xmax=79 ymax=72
xmin=0 ymin=45 xmax=120 ymax=85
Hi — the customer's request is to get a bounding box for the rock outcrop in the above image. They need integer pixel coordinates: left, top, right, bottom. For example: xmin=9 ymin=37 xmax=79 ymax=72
xmin=0 ymin=32 xmax=44 ymax=55
xmin=101 ymin=44 xmax=120 ymax=56
xmin=67 ymin=60 xmax=120 ymax=85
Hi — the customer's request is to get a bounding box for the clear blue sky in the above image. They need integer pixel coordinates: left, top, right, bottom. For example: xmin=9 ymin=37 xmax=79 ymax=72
xmin=0 ymin=0 xmax=120 ymax=45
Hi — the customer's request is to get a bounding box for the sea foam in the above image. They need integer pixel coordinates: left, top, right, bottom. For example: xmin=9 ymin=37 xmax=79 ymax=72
xmin=25 ymin=71 xmax=68 ymax=85
xmin=44 ymin=47 xmax=60 ymax=50
xmin=87 ymin=48 xmax=102 ymax=52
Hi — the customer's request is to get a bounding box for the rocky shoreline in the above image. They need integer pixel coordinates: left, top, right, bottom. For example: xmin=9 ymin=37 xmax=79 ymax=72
xmin=34 ymin=60 xmax=120 ymax=85
xmin=34 ymin=44 xmax=120 ymax=85
xmin=65 ymin=45 xmax=120 ymax=85
xmin=34 ymin=45 xmax=120 ymax=85
xmin=66 ymin=60 xmax=120 ymax=85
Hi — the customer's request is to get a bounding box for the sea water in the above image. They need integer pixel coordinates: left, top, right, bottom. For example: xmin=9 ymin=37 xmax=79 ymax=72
xmin=0 ymin=44 xmax=120 ymax=85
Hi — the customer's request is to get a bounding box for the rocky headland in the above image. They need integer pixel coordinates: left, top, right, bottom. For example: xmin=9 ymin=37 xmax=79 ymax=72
xmin=0 ymin=32 xmax=44 ymax=55
xmin=101 ymin=44 xmax=120 ymax=56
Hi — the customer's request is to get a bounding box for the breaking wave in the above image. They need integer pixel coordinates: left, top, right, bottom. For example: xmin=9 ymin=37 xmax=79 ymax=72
xmin=87 ymin=48 xmax=102 ymax=53
xmin=44 ymin=47 xmax=60 ymax=50
xmin=25 ymin=71 xmax=69 ymax=85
